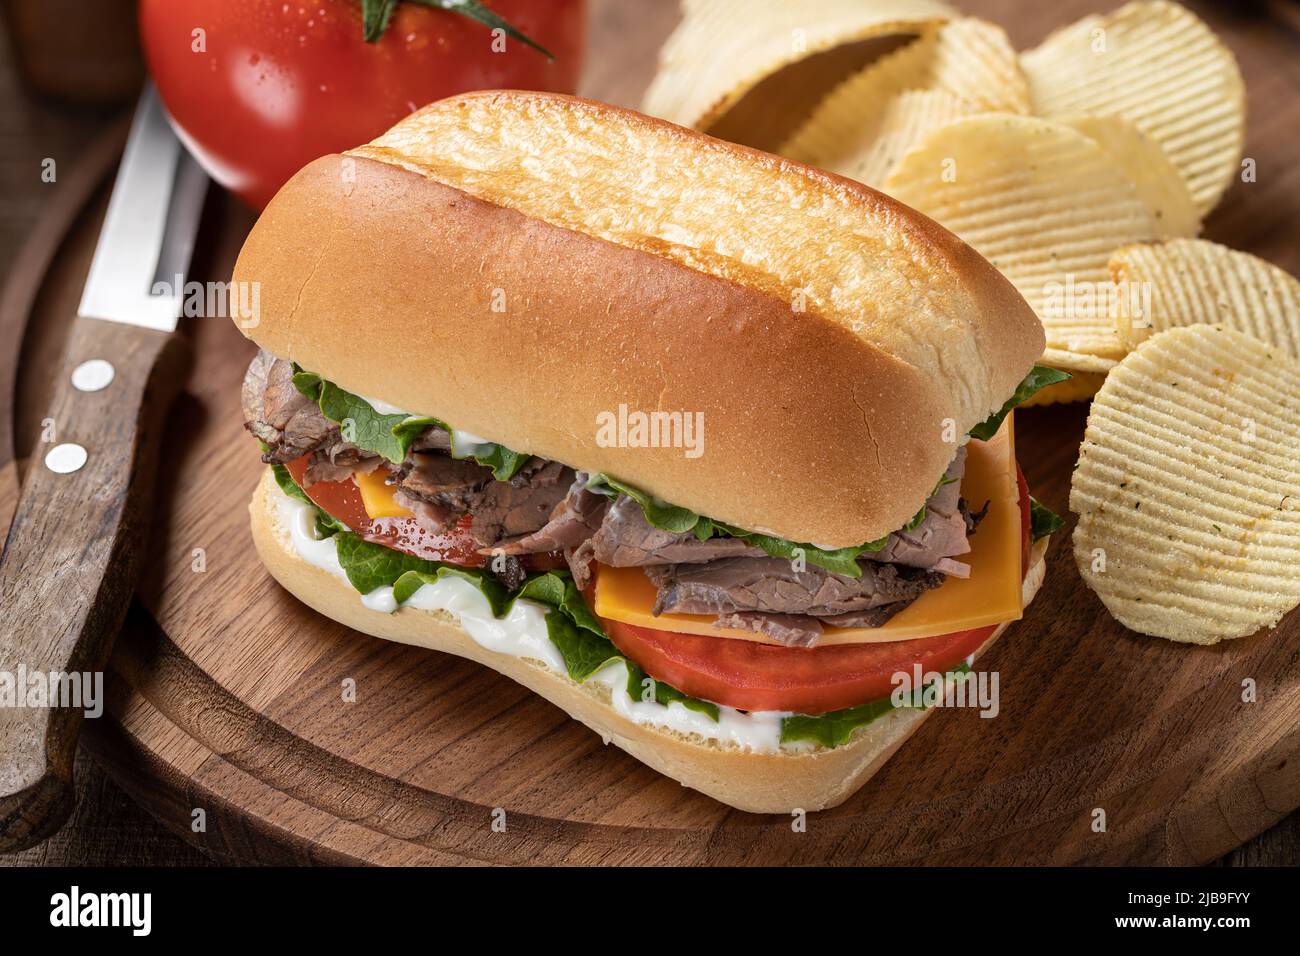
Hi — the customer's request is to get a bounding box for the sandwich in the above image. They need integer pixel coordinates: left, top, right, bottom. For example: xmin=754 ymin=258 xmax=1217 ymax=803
xmin=233 ymin=91 xmax=1059 ymax=814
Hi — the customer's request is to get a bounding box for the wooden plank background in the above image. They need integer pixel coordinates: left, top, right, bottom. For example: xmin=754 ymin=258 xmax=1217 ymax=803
xmin=2 ymin=0 xmax=1299 ymax=865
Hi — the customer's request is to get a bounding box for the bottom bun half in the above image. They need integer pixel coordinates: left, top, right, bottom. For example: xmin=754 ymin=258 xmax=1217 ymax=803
xmin=250 ymin=470 xmax=1048 ymax=814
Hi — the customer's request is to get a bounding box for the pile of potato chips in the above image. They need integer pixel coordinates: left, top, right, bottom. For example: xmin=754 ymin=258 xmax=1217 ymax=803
xmin=644 ymin=1 xmax=1300 ymax=644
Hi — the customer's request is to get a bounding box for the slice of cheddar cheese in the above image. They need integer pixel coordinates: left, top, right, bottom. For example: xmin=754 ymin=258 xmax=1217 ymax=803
xmin=354 ymin=469 xmax=414 ymax=519
xmin=594 ymin=416 xmax=1023 ymax=645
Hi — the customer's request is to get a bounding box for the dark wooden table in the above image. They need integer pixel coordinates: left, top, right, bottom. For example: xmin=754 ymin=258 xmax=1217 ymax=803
xmin=2 ymin=0 xmax=1298 ymax=866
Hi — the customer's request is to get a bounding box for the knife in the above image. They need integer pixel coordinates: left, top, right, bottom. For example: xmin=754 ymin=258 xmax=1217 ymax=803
xmin=0 ymin=84 xmax=205 ymax=852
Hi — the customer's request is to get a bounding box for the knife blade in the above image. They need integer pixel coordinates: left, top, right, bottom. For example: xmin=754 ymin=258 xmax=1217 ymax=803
xmin=79 ymin=83 xmax=207 ymax=330
xmin=0 ymin=83 xmax=205 ymax=852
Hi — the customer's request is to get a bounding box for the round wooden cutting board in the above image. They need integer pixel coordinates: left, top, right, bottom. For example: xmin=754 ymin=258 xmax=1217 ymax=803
xmin=6 ymin=0 xmax=1300 ymax=865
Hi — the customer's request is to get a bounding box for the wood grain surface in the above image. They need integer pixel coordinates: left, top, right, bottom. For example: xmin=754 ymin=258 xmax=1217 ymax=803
xmin=3 ymin=0 xmax=1300 ymax=866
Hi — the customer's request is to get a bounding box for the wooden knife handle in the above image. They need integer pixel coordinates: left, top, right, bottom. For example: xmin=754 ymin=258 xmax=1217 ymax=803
xmin=0 ymin=316 xmax=188 ymax=852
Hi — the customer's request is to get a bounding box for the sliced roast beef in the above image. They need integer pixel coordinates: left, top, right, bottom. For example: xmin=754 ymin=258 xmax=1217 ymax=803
xmin=819 ymin=604 xmax=922 ymax=628
xmin=861 ymin=445 xmax=972 ymax=573
xmin=392 ymin=489 xmax=459 ymax=535
xmin=490 ymin=474 xmax=610 ymax=556
xmin=929 ymin=557 xmax=971 ymax=579
xmin=543 ymin=488 xmax=765 ymax=589
xmin=242 ymin=350 xmax=339 ymax=463
xmin=864 ymin=510 xmax=970 ymax=571
xmin=646 ymin=556 xmax=943 ymax=620
xmin=587 ymin=495 xmax=765 ymax=566
xmin=700 ymin=560 xmax=940 ymax=647
xmin=397 ymin=453 xmax=558 ymax=545
xmin=240 ymin=348 xmax=276 ymax=432
xmin=398 ymin=453 xmax=494 ymax=511
xmin=568 ymin=538 xmax=598 ymax=590
xmin=469 ymin=460 xmax=573 ymax=546
xmin=714 ymin=611 xmax=824 ymax=648
xmin=303 ymin=444 xmax=383 ymax=485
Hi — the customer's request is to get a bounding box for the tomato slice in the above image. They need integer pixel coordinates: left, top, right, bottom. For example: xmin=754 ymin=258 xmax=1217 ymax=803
xmin=605 ymin=618 xmax=995 ymax=715
xmin=283 ymin=456 xmax=369 ymax=528
xmin=602 ymin=473 xmax=1035 ymax=715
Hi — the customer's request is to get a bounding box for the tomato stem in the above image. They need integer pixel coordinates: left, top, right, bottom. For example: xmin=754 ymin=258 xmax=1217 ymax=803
xmin=361 ymin=0 xmax=555 ymax=59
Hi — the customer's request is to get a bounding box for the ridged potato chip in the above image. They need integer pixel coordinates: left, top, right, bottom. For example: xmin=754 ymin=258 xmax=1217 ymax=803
xmin=794 ymin=88 xmax=978 ymax=187
xmin=885 ymin=114 xmax=1159 ymax=360
xmin=1071 ymin=324 xmax=1300 ymax=644
xmin=781 ymin=18 xmax=1027 ymax=182
xmin=1110 ymin=239 xmax=1300 ymax=356
xmin=1021 ymin=0 xmax=1245 ymax=215
xmin=1039 ymin=349 xmax=1120 ymax=376
xmin=1059 ymin=115 xmax=1199 ymax=240
xmin=642 ymin=0 xmax=954 ymax=134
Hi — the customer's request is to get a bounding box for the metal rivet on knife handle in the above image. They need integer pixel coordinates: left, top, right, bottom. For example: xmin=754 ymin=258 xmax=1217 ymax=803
xmin=71 ymin=358 xmax=115 ymax=392
xmin=44 ymin=443 xmax=88 ymax=474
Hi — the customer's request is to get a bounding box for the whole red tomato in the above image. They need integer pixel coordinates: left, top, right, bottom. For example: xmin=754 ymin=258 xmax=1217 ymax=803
xmin=139 ymin=0 xmax=586 ymax=208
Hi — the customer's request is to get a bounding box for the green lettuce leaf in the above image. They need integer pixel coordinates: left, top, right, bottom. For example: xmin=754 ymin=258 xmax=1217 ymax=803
xmin=314 ymin=512 xmax=348 ymax=537
xmin=399 ymin=558 xmax=719 ymax=718
xmin=779 ymin=697 xmax=898 ymax=749
xmin=291 ymin=366 xmax=529 ymax=478
xmin=969 ymin=366 xmax=1071 ymax=441
xmin=544 ymin=612 xmax=622 ymax=683
xmin=779 ymin=663 xmax=972 ymax=748
xmin=1029 ymin=496 xmax=1064 ymax=541
xmin=583 ymin=473 xmax=701 ymax=534
xmin=292 ymin=368 xmax=412 ymax=463
xmin=332 ymin=530 xmax=650 ymax=687
xmin=334 ymin=533 xmax=445 ymax=594
xmin=391 ymin=415 xmax=441 ymax=455
xmin=508 ymin=574 xmax=717 ymax=721
xmin=624 ymin=662 xmax=720 ymax=720
xmin=516 ymin=573 xmax=606 ymax=638
xmin=391 ymin=567 xmax=509 ymax=613
xmin=451 ymin=437 xmax=531 ymax=483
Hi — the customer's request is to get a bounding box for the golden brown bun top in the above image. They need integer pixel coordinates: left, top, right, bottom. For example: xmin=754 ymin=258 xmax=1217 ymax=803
xmin=233 ymin=91 xmax=1042 ymax=547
